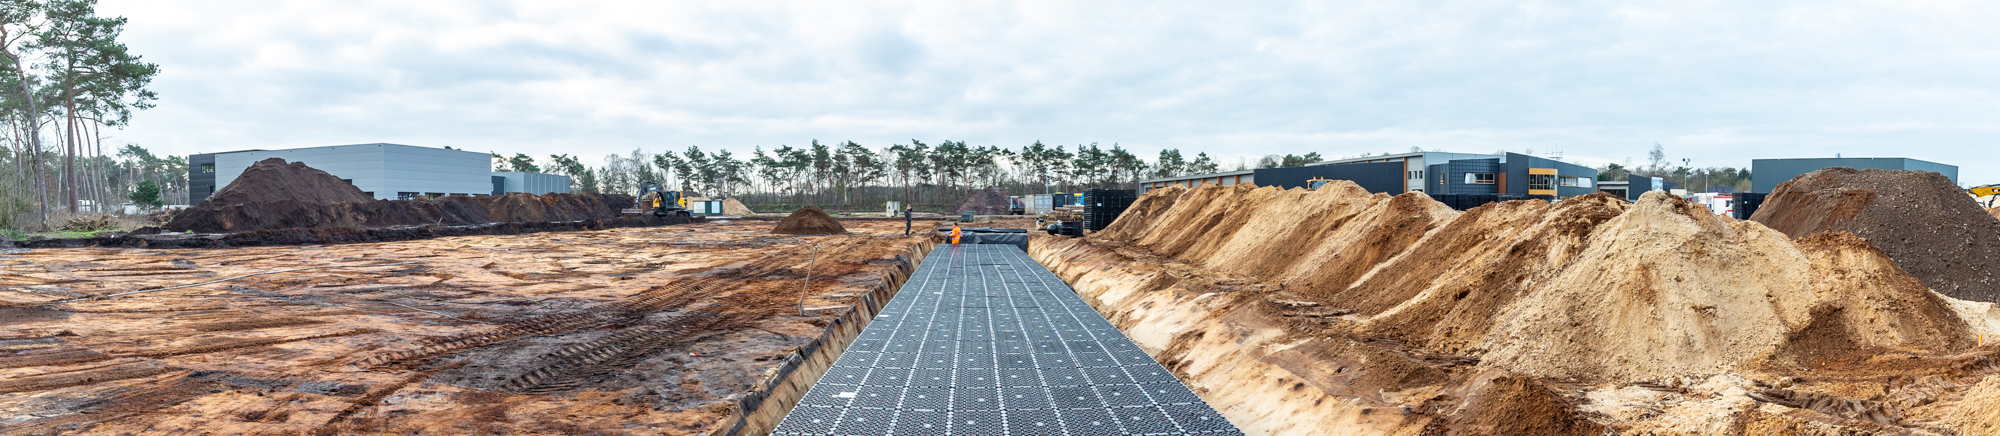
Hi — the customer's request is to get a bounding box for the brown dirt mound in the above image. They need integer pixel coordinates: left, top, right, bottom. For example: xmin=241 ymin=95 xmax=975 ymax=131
xmin=1989 ymin=206 xmax=2000 ymax=221
xmin=162 ymin=159 xmax=635 ymax=233
xmin=209 ymin=157 xmax=376 ymax=206
xmin=1100 ymin=182 xmax=1976 ymax=381
xmin=951 ymin=186 xmax=1013 ymax=215
xmin=1444 ymin=374 xmax=1606 ymax=435
xmin=1750 ymin=167 xmax=2000 ymax=302
xmin=771 ymin=206 xmax=846 ymax=235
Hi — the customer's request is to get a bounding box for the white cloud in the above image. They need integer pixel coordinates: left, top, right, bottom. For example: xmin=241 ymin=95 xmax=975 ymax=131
xmin=97 ymin=0 xmax=2000 ymax=184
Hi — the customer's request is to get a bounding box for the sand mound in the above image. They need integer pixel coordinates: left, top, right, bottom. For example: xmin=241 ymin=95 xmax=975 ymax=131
xmin=1989 ymin=206 xmax=2000 ymax=221
xmin=723 ymin=198 xmax=755 ymax=215
xmin=951 ymin=186 xmax=1013 ymax=215
xmin=163 ymin=159 xmax=638 ymax=233
xmin=1751 ymin=168 xmax=2000 ymax=302
xmin=771 ymin=206 xmax=846 ymax=235
xmin=1100 ymin=182 xmax=1975 ymax=381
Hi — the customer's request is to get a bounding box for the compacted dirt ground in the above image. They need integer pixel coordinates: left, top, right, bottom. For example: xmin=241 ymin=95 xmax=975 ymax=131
xmin=0 ymin=220 xmax=927 ymax=435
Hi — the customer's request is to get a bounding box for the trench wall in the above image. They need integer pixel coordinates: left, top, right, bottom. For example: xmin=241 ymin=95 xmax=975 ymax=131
xmin=1028 ymin=236 xmax=1430 ymax=436
xmin=709 ymin=239 xmax=937 ymax=436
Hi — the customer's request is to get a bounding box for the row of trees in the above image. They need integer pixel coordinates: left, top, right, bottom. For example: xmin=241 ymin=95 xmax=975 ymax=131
xmin=492 ymin=140 xmax=1269 ymax=207
xmin=1594 ymin=144 xmax=1754 ymax=193
xmin=0 ymin=0 xmax=159 ymax=230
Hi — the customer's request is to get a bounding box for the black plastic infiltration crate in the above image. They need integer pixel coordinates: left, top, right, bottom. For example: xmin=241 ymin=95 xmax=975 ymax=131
xmin=1733 ymin=192 xmax=1768 ymax=220
xmin=772 ymin=244 xmax=1243 ymax=435
xmin=1082 ymin=189 xmax=1137 ymax=231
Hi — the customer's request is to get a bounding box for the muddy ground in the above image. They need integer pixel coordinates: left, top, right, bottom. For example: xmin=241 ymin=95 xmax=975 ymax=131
xmin=0 ymin=220 xmax=930 ymax=435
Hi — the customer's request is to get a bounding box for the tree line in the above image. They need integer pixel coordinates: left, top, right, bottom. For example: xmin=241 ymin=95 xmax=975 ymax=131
xmin=1593 ymin=143 xmax=1753 ymax=193
xmin=491 ymin=140 xmax=1292 ymax=208
xmin=0 ymin=0 xmax=160 ymax=230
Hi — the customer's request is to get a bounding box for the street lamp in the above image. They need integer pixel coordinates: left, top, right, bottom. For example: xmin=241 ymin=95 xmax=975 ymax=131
xmin=1681 ymin=158 xmax=1691 ymax=194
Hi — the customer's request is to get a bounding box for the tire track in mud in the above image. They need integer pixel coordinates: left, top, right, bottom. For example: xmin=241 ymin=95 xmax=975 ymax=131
xmin=503 ymin=311 xmax=735 ymax=393
xmin=0 ymin=363 xmax=183 ymax=394
xmin=3 ymin=372 xmax=221 ymax=434
xmin=118 ymin=329 xmax=381 ymax=359
xmin=354 ymin=253 xmax=800 ymax=369
xmin=311 ymin=361 xmax=469 ymax=436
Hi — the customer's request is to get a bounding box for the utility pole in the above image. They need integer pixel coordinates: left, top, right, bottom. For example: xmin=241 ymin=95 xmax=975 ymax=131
xmin=1681 ymin=158 xmax=1692 ymax=194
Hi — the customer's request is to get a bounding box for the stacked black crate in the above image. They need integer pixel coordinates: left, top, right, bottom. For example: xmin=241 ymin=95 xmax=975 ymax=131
xmin=1733 ymin=193 xmax=1767 ymax=220
xmin=1083 ymin=189 xmax=1137 ymax=231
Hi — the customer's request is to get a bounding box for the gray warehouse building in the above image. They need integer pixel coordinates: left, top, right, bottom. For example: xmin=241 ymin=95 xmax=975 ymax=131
xmin=190 ymin=143 xmax=569 ymax=203
xmin=1142 ymin=151 xmax=1600 ymax=198
xmin=1751 ymin=157 xmax=1957 ymax=193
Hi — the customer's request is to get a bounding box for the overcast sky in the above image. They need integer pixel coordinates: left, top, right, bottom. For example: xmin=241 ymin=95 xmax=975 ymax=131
xmin=96 ymin=1 xmax=2000 ymax=184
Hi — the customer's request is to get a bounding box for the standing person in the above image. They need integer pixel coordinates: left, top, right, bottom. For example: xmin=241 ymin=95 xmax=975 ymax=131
xmin=950 ymin=223 xmax=962 ymax=245
xmin=904 ymin=205 xmax=914 ymax=236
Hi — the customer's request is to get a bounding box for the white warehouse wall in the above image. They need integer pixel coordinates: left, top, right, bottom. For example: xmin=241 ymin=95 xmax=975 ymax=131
xmin=492 ymin=172 xmax=571 ymax=195
xmin=211 ymin=143 xmax=491 ymax=200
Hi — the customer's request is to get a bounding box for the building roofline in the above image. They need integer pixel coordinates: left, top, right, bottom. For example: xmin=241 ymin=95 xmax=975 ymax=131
xmin=1138 ymin=169 xmax=1255 ymax=184
xmin=204 ymin=143 xmax=475 ymax=156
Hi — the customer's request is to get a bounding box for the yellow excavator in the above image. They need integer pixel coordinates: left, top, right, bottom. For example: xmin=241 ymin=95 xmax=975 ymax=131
xmin=627 ymin=180 xmax=692 ymax=218
xmin=1972 ymin=184 xmax=2000 ymax=208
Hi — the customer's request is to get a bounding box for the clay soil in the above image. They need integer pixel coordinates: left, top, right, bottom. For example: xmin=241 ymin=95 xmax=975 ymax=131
xmin=0 ymin=220 xmax=924 ymax=435
xmin=769 ymin=207 xmax=846 ymax=235
xmin=1751 ymin=168 xmax=2000 ymax=302
xmin=1036 ymin=181 xmax=2000 ymax=435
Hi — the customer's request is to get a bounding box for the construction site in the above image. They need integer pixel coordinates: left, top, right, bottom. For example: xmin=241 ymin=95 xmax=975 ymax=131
xmin=6 ymin=155 xmax=2000 ymax=436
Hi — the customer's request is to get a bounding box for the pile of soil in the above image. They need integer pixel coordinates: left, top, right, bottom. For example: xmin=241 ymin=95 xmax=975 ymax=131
xmin=1098 ymin=182 xmax=1976 ymax=379
xmin=770 ymin=206 xmax=846 ymax=235
xmin=160 ymin=158 xmax=649 ymax=234
xmin=1989 ymin=205 xmax=2000 ymax=221
xmin=723 ymin=198 xmax=755 ymax=215
xmin=1750 ymin=168 xmax=2000 ymax=302
xmin=1055 ymin=181 xmax=1996 ymax=434
xmin=950 ymin=186 xmax=1013 ymax=215
xmin=210 ymin=158 xmax=376 ymax=206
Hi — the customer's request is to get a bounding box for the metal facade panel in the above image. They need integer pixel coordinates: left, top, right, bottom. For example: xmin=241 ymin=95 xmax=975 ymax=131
xmin=213 ymin=147 xmax=386 ymax=199
xmin=380 ymin=145 xmax=493 ymax=196
xmin=1251 ymin=161 xmax=1405 ymax=193
xmin=773 ymin=245 xmax=1242 ymax=435
xmin=492 ymin=172 xmax=573 ymax=195
xmin=1902 ymin=159 xmax=1958 ymax=184
xmin=1445 ymin=159 xmax=1501 ymax=195
xmin=1751 ymin=158 xmax=1958 ymax=193
xmin=188 ymin=153 xmax=218 ymax=203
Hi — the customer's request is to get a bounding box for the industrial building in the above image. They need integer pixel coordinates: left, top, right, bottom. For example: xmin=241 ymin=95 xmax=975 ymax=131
xmin=1141 ymin=151 xmax=1599 ymax=198
xmin=189 ymin=143 xmax=569 ymax=202
xmin=1751 ymin=157 xmax=1957 ymax=193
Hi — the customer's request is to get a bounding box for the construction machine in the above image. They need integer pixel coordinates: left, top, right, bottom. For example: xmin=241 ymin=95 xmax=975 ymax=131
xmin=626 ymin=181 xmax=693 ymax=218
xmin=1306 ymin=177 xmax=1336 ymax=191
xmin=1972 ymin=184 xmax=2000 ymax=208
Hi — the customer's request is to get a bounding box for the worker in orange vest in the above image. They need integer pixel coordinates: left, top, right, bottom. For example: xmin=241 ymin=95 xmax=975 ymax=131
xmin=950 ymin=224 xmax=962 ymax=245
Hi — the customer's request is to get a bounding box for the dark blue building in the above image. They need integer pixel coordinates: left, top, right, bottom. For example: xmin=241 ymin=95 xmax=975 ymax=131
xmin=1141 ymin=151 xmax=1599 ymax=198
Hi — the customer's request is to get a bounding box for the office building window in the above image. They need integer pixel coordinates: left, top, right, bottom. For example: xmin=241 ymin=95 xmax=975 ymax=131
xmin=200 ymin=164 xmax=214 ymax=174
xmin=1529 ymin=174 xmax=1555 ymax=190
xmin=398 ymin=192 xmax=420 ymax=200
xmin=1468 ymin=173 xmax=1497 ymax=184
xmin=1558 ymin=176 xmax=1581 ymax=187
xmin=362 ymin=192 xmax=374 ymax=198
xmin=341 ymin=179 xmax=353 ymax=185
xmin=425 ymin=192 xmax=445 ymax=199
